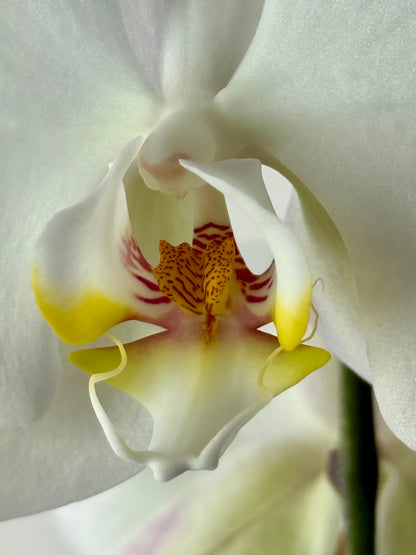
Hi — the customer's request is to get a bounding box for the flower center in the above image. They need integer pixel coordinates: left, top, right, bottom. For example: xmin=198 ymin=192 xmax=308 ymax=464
xmin=153 ymin=237 xmax=235 ymax=338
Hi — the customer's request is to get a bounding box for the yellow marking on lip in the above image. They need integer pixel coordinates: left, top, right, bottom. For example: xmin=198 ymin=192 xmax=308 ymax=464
xmin=262 ymin=344 xmax=331 ymax=396
xmin=32 ymin=267 xmax=133 ymax=345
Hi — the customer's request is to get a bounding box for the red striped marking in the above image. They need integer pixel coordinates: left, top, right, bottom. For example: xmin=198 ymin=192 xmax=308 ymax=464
xmin=194 ymin=222 xmax=230 ymax=233
xmin=134 ymin=275 xmax=161 ymax=292
xmin=246 ymin=295 xmax=268 ymax=303
xmin=136 ymin=295 xmax=171 ymax=305
xmin=192 ymin=239 xmax=207 ymax=249
xmin=235 ymin=268 xmax=257 ymax=283
xmin=197 ymin=232 xmax=226 ymax=240
xmin=249 ymin=277 xmax=272 ymax=291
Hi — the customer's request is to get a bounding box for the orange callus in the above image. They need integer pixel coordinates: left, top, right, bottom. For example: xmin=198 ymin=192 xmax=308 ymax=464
xmin=153 ymin=237 xmax=235 ymax=318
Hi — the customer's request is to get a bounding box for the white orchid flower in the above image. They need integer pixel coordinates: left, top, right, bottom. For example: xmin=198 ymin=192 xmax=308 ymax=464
xmin=2 ymin=1 xmax=415 ymax=518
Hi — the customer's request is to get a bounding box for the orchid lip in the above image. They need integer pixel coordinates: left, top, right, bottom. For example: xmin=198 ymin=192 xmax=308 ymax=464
xmin=82 ymin=333 xmax=273 ymax=481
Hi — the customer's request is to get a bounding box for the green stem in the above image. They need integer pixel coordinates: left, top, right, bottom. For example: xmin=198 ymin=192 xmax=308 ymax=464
xmin=340 ymin=364 xmax=379 ymax=555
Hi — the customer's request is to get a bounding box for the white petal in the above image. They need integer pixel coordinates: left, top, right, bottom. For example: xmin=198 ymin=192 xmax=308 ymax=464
xmin=1 ymin=2 xmax=158 ymax=424
xmin=181 ymin=158 xmax=312 ymax=351
xmin=0 ymin=351 xmax=152 ymax=520
xmin=120 ymin=1 xmax=264 ymax=105
xmin=125 ymin=442 xmax=341 ymax=555
xmin=3 ymin=0 xmax=158 ymax=215
xmin=218 ymin=1 xmax=416 ymax=445
xmin=0 ymin=306 xmax=61 ymax=429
